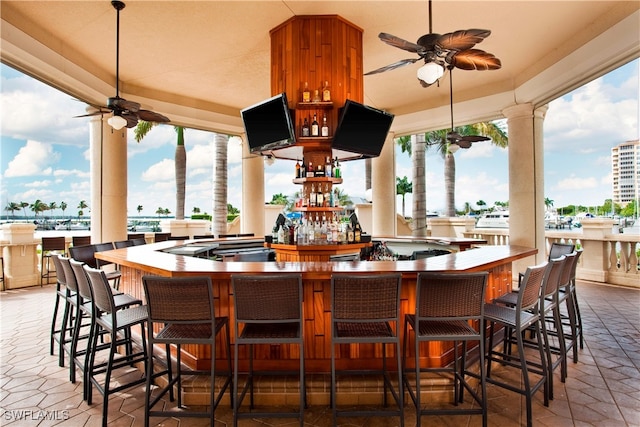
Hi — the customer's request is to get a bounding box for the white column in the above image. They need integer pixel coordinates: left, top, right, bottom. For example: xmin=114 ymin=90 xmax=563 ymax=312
xmin=503 ymin=103 xmax=548 ymax=270
xmin=372 ymin=132 xmax=396 ymax=236
xmin=89 ymin=112 xmax=128 ymax=244
xmin=241 ymin=135 xmax=265 ymax=236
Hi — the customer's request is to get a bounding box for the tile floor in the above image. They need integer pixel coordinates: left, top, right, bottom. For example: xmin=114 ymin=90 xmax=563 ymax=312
xmin=1 ymin=280 xmax=638 ymax=426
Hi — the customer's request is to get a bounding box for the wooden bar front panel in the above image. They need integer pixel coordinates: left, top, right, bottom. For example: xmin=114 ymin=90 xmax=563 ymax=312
xmin=113 ymin=244 xmax=536 ymax=372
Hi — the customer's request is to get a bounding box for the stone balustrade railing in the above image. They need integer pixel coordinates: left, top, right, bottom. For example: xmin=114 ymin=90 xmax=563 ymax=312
xmin=463 ymin=218 xmax=639 ymax=289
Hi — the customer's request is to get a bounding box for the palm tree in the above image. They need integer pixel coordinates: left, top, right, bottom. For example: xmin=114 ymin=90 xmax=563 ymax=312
xmin=19 ymin=201 xmax=29 ymax=218
xmin=60 ymin=201 xmax=67 ymax=219
xmin=30 ymin=199 xmax=48 ymax=218
xmin=4 ymin=202 xmax=20 ymax=220
xmin=396 ymin=176 xmax=412 ymax=218
xmin=77 ymin=200 xmax=88 ymax=218
xmin=397 ymin=134 xmax=427 ymax=236
xmin=135 ymin=122 xmax=187 ymax=220
xmin=212 ymin=133 xmax=229 ymax=236
xmin=48 ymin=202 xmax=58 ymax=217
xmin=423 ymin=122 xmax=508 ymax=216
xmin=545 ymin=197 xmax=554 ymax=210
xmin=137 ymin=205 xmax=143 ymax=215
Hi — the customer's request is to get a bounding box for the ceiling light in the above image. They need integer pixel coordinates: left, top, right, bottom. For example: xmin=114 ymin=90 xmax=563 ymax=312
xmin=417 ymin=62 xmax=445 ymax=85
xmin=108 ymin=114 xmax=127 ymax=130
xmin=264 ymin=155 xmax=275 ymax=166
xmin=448 ymin=143 xmax=460 ymax=154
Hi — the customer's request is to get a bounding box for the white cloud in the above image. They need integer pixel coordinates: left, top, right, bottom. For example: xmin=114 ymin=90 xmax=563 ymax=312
xmin=142 ymin=159 xmax=175 ymax=181
xmin=24 ymin=180 xmax=52 ymax=188
xmin=4 ymin=140 xmax=59 ymax=177
xmin=552 ymin=175 xmax=598 ymax=191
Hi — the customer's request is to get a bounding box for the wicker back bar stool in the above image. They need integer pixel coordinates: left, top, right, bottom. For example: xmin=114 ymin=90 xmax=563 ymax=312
xmin=83 ymin=265 xmax=151 ymax=427
xmin=49 ymin=254 xmax=73 ymax=364
xmin=141 ymin=275 xmax=232 ymax=427
xmin=330 ymin=273 xmax=404 ymax=427
xmin=231 ymin=273 xmax=305 ymax=427
xmin=403 ymin=271 xmax=488 ymax=427
xmin=40 ymin=236 xmax=67 ymax=286
xmin=485 ymin=262 xmax=551 ymax=427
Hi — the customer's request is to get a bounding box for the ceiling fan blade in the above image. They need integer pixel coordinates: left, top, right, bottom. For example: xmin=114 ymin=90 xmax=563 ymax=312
xmin=378 ymin=32 xmax=426 ymax=54
xmin=461 ymin=135 xmax=491 ymax=143
xmin=121 ymin=112 xmax=139 ymax=128
xmin=437 ymin=29 xmax=491 ymax=51
xmin=365 ymin=58 xmax=421 ymax=75
xmin=456 ymin=140 xmax=472 ymax=149
xmin=137 ymin=110 xmax=170 ymax=123
xmin=109 ymin=96 xmax=140 ymax=112
xmin=73 ymin=111 xmax=109 ymax=118
xmin=451 ymin=49 xmax=502 ymax=70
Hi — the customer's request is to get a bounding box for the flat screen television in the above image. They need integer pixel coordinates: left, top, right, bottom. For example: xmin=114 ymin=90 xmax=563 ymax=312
xmin=241 ymin=93 xmax=296 ymax=153
xmin=332 ymin=99 xmax=394 ymax=158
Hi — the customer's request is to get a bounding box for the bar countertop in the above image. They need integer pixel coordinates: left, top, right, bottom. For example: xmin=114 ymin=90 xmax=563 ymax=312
xmin=95 ymin=240 xmax=537 ymax=278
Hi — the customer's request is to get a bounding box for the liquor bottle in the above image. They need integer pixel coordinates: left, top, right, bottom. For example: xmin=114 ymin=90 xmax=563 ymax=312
xmin=302 ymin=117 xmax=310 ymax=137
xmin=321 ymin=113 xmax=329 ymax=137
xmin=302 ymin=82 xmax=310 ymax=103
xmin=331 ymin=217 xmax=339 ymax=242
xmin=313 ymin=89 xmax=321 ymax=103
xmin=333 ymin=188 xmax=339 ymax=207
xmin=315 ymin=164 xmax=325 ymax=177
xmin=300 ymin=159 xmax=306 ymax=179
xmin=311 ymin=114 xmax=319 ymax=136
xmin=324 ymin=183 xmax=331 ymax=207
xmin=308 ymin=218 xmax=315 ymax=244
xmin=310 ymin=183 xmax=316 ymax=207
xmin=302 ymin=188 xmax=308 ymax=207
xmin=347 ymin=222 xmax=355 ymax=243
xmin=325 ymin=156 xmax=332 ymax=177
xmin=295 ymin=159 xmax=300 ymax=178
xmin=333 ymin=157 xmax=341 ymax=178
xmin=354 ymin=222 xmax=362 ymax=243
xmin=307 ymin=160 xmax=314 ymax=178
xmin=316 ymin=185 xmax=324 ymax=207
xmin=322 ymin=81 xmax=331 ymax=102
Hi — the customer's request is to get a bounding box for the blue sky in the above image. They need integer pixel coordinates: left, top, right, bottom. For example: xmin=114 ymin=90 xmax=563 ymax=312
xmin=1 ymin=59 xmax=638 ymax=218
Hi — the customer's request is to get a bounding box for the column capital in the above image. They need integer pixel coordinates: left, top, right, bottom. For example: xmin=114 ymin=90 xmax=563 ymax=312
xmin=534 ymin=104 xmax=549 ymax=119
xmin=502 ymin=103 xmax=534 ymax=120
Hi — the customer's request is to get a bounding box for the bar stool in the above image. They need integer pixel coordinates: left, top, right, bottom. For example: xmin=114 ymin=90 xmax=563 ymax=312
xmin=231 ymin=273 xmax=305 ymax=427
xmin=40 ymin=236 xmax=66 ymax=286
xmin=49 ymin=254 xmax=74 ymax=363
xmin=83 ymin=265 xmax=150 ymax=427
xmin=93 ymin=242 xmax=122 ymax=290
xmin=72 ymin=235 xmax=91 ymax=247
xmin=114 ymin=239 xmax=135 ymax=249
xmin=153 ymin=232 xmax=170 ymax=242
xmin=495 ymin=256 xmax=568 ymax=400
xmin=485 ymin=262 xmax=550 ymax=427
xmin=403 ymin=272 xmax=488 ymax=427
xmin=330 ymin=273 xmax=404 ymax=427
xmin=142 ymin=275 xmax=232 ymax=427
xmin=68 ymin=258 xmax=142 ymax=398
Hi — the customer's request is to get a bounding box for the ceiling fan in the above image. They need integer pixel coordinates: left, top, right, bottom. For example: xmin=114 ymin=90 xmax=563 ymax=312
xmin=445 ymin=66 xmax=489 ymax=149
xmin=365 ymin=0 xmax=501 ymax=87
xmin=76 ymin=1 xmax=169 ymax=129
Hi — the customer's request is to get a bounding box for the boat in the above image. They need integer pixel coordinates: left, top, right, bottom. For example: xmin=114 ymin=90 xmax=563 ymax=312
xmin=475 ymin=210 xmax=509 ymax=229
xmin=544 ymin=210 xmax=569 ymax=229
xmin=54 ymin=220 xmax=90 ymax=230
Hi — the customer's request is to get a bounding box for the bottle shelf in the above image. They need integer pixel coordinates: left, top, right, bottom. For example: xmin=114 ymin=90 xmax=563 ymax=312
xmin=296 ymin=101 xmax=333 ymax=109
xmin=293 ymin=177 xmax=343 ymax=184
xmin=297 ymin=136 xmax=332 ymax=142
xmin=293 ymin=207 xmax=344 ymax=212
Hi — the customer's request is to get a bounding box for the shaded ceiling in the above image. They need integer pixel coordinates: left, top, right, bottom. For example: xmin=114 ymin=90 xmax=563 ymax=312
xmin=1 ymin=1 xmax=638 ymax=137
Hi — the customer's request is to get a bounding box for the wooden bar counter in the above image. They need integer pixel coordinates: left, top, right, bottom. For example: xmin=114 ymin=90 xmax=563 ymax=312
xmin=96 ymin=240 xmax=536 ymax=372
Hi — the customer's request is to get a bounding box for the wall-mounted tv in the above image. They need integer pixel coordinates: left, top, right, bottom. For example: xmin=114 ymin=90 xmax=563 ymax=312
xmin=331 ymin=99 xmax=394 ymax=158
xmin=241 ymin=92 xmax=296 ymax=153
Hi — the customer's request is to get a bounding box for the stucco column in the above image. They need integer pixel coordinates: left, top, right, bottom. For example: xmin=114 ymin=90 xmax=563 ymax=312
xmin=503 ymin=103 xmax=548 ymax=270
xmin=372 ymin=132 xmax=396 ymax=236
xmin=241 ymin=134 xmax=265 ymax=236
xmin=89 ymin=112 xmax=128 ymax=244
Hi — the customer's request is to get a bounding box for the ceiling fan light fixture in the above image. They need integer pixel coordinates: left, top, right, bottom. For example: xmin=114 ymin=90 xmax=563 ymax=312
xmin=108 ymin=114 xmax=127 ymax=130
xmin=448 ymin=143 xmax=460 ymax=154
xmin=417 ymin=62 xmax=445 ymax=85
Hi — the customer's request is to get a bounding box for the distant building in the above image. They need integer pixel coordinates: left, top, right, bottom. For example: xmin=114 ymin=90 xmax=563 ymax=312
xmin=611 ymin=140 xmax=639 ymax=207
